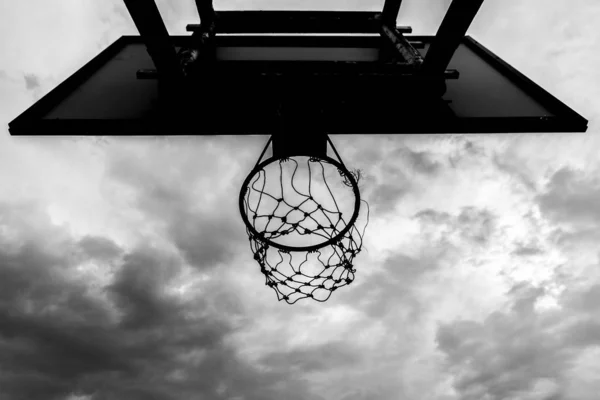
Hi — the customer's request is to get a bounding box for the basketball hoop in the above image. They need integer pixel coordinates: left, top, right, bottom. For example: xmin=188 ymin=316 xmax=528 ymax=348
xmin=239 ymin=135 xmax=369 ymax=304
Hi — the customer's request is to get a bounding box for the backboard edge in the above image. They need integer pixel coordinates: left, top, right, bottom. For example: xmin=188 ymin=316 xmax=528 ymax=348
xmin=8 ymin=36 xmax=132 ymax=135
xmin=464 ymin=35 xmax=588 ymax=129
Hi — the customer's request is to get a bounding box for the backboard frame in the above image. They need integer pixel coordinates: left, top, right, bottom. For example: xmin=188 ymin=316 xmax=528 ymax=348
xmin=8 ymin=34 xmax=588 ymax=136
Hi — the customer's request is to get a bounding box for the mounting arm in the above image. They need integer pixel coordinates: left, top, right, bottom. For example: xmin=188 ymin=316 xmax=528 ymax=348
xmin=423 ymin=0 xmax=485 ymax=74
xmin=122 ymin=0 xmax=181 ymax=79
xmin=382 ymin=0 xmax=403 ymax=25
xmin=380 ymin=23 xmax=423 ymax=66
xmin=194 ymin=0 xmax=217 ymax=39
xmin=179 ymin=0 xmax=217 ymax=76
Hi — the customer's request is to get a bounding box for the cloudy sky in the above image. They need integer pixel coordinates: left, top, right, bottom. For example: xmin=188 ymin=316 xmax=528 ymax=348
xmin=1 ymin=0 xmax=600 ymax=399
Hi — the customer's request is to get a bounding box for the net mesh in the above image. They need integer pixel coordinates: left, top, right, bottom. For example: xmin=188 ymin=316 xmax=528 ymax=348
xmin=241 ymin=156 xmax=369 ymax=304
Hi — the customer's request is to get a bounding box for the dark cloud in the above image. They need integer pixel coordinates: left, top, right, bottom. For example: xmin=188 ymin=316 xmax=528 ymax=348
xmin=0 ymin=201 xmax=328 ymax=400
xmin=105 ymin=144 xmax=244 ymax=270
xmin=78 ymin=235 xmax=122 ymax=261
xmin=260 ymin=341 xmax=360 ymax=372
xmin=168 ymin=210 xmax=238 ymax=269
xmin=108 ymin=247 xmax=183 ymax=330
xmin=437 ymin=280 xmax=600 ymax=400
xmin=339 ymin=386 xmax=405 ymax=400
xmin=436 ymin=297 xmax=566 ymax=398
xmin=24 ymin=73 xmax=40 ymax=91
xmin=0 ymin=204 xmax=129 ymax=400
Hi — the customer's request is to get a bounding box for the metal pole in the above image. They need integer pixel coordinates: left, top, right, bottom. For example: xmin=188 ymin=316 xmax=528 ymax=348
xmin=382 ymin=0 xmax=403 ymax=25
xmin=194 ymin=0 xmax=216 ymax=25
xmin=422 ymin=0 xmax=485 ymax=74
xmin=122 ymin=0 xmax=181 ymax=79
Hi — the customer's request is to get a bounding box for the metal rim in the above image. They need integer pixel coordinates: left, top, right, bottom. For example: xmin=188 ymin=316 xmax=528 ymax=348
xmin=239 ymin=154 xmax=361 ymax=253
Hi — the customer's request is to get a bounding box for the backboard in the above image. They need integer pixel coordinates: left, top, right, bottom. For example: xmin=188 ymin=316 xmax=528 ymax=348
xmin=8 ymin=32 xmax=587 ymax=135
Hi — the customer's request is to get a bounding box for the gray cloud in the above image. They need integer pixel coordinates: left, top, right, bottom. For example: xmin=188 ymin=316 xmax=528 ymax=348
xmin=338 ymin=251 xmax=439 ymax=322
xmin=78 ymin=235 xmax=122 ymax=261
xmin=492 ymin=152 xmax=537 ymax=192
xmin=168 ymin=210 xmax=239 ymax=269
xmin=0 ymin=205 xmax=130 ymax=400
xmin=105 ymin=141 xmax=244 ymax=270
xmin=362 ymin=144 xmax=442 ymax=215
xmin=370 ymin=182 xmax=411 ymax=214
xmin=0 ymin=201 xmax=327 ymax=400
xmin=512 ymin=243 xmax=543 ymax=257
xmin=260 ymin=341 xmax=360 ymax=372
xmin=108 ymin=247 xmax=183 ymax=330
xmin=414 ymin=208 xmax=451 ymax=224
xmin=414 ymin=206 xmax=496 ymax=246
xmin=340 ymin=386 xmax=408 ymax=400
xmin=339 ymin=206 xmax=498 ymax=319
xmin=24 ymin=73 xmax=40 ymax=91
xmin=448 ymin=140 xmax=487 ymax=169
xmin=436 ymin=290 xmax=566 ymax=399
xmin=396 ymin=147 xmax=442 ymax=176
xmin=456 ymin=207 xmax=495 ymax=245
xmin=437 ymin=279 xmax=600 ymax=400
xmin=537 ymin=167 xmax=600 ymax=227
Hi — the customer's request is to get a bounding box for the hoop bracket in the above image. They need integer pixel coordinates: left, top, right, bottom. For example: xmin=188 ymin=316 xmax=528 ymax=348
xmin=272 ymin=133 xmax=328 ymax=159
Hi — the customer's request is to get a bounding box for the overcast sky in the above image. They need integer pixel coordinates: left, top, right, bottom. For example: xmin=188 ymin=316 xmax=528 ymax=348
xmin=1 ymin=1 xmax=599 ymax=400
